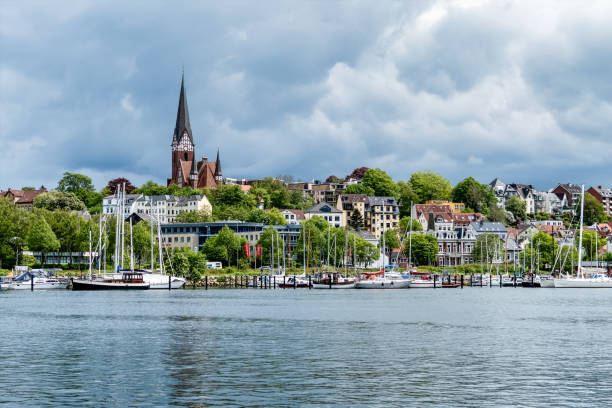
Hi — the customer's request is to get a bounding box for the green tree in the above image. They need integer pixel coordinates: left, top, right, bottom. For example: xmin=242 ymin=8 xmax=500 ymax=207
xmin=41 ymin=210 xmax=82 ymax=265
xmin=379 ymin=229 xmax=400 ymax=258
xmin=201 ymin=226 xmax=244 ymax=267
xmin=131 ymin=221 xmax=152 ymax=267
xmin=451 ymin=177 xmax=496 ymax=214
xmin=175 ymin=210 xmax=212 ymax=223
xmin=34 ymin=191 xmax=86 ymax=211
xmin=214 ymin=184 xmax=253 ymax=207
xmin=348 ymin=209 xmax=365 ymax=230
xmin=361 ymin=168 xmax=399 ymax=197
xmin=579 ymin=229 xmax=606 ymax=261
xmin=27 ymin=214 xmax=60 ymax=265
xmin=343 ymin=184 xmax=375 ymax=196
xmin=505 ymin=196 xmax=526 ymax=222
xmin=397 ymin=181 xmax=418 ymax=217
xmin=248 ymin=186 xmax=270 ymax=209
xmin=408 ymin=171 xmax=452 ymax=203
xmin=486 ymin=204 xmax=509 ymax=225
xmin=57 ymin=172 xmax=95 ymax=194
xmin=257 ymin=228 xmax=284 ymax=268
xmin=294 ymin=217 xmax=326 ymax=267
xmin=405 ymin=233 xmax=438 ymax=266
xmin=165 ymin=250 xmax=190 ymax=277
xmin=0 ymin=197 xmax=34 ymax=268
xmin=583 ymin=193 xmax=607 ymax=225
xmin=399 ymin=217 xmax=423 ymax=235
xmin=264 ymin=208 xmax=287 ymax=225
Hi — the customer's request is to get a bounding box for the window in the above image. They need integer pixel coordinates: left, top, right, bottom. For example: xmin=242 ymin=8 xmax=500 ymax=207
xmin=181 ymin=237 xmax=184 ymax=243
xmin=187 ymin=237 xmax=191 ymax=243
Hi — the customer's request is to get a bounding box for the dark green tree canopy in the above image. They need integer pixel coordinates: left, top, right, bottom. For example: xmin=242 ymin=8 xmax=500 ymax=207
xmin=505 ymin=196 xmax=526 ymax=222
xmin=344 ymin=184 xmax=375 ymax=196
xmin=57 ymin=172 xmax=95 ymax=193
xmin=451 ymin=177 xmax=496 ymax=214
xmin=361 ymin=168 xmax=399 ymax=197
xmin=408 ymin=171 xmax=452 ymax=203
xmin=34 ymin=191 xmax=86 ymax=211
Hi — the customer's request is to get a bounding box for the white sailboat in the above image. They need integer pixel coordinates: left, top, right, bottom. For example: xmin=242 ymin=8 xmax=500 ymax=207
xmin=355 ymin=203 xmax=410 ymax=289
xmin=4 ymin=270 xmax=69 ymax=290
xmin=553 ymin=185 xmax=612 ymax=288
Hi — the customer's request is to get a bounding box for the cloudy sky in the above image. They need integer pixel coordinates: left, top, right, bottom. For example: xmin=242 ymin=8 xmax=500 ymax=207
xmin=1 ymin=0 xmax=611 ymax=191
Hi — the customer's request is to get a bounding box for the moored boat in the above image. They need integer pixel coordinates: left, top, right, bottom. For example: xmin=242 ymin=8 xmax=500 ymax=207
xmin=277 ymin=275 xmax=312 ymax=288
xmin=72 ymin=272 xmax=150 ymax=290
xmin=354 ymin=270 xmax=411 ymax=289
xmin=4 ymin=270 xmax=69 ymax=290
xmin=312 ymin=273 xmax=355 ymax=289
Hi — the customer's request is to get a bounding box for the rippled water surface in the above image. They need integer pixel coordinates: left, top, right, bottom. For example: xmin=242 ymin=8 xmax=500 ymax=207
xmin=1 ymin=288 xmax=612 ymax=407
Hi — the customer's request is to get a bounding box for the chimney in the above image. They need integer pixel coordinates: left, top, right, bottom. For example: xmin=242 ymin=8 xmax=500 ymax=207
xmin=427 ymin=211 xmax=435 ymax=231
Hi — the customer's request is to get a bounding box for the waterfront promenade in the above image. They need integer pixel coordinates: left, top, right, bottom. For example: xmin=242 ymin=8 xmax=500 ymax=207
xmin=2 ymin=288 xmax=611 ymax=407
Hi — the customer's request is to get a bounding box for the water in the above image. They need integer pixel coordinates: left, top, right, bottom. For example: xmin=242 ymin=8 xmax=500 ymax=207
xmin=1 ymin=288 xmax=612 ymax=407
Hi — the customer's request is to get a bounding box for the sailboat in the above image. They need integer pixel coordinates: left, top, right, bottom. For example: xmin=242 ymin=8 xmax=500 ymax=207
xmin=72 ymin=184 xmax=149 ymax=290
xmin=355 ymin=204 xmax=410 ymax=289
xmin=139 ymin=198 xmax=186 ymax=289
xmin=553 ymin=185 xmax=612 ymax=288
xmin=312 ymin=227 xmax=356 ymax=288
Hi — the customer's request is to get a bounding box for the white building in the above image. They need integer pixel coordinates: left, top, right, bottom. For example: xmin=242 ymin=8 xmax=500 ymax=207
xmin=102 ymin=194 xmax=212 ymax=223
xmin=280 ymin=209 xmax=305 ymax=225
xmin=304 ymin=202 xmax=344 ymax=228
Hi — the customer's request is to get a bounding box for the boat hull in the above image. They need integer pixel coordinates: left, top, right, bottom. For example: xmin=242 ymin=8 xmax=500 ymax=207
xmin=6 ymin=281 xmax=68 ymax=290
xmin=312 ymin=281 xmax=355 ymax=289
xmin=72 ymin=279 xmax=150 ymax=290
xmin=354 ymin=280 xmax=411 ymax=289
xmin=539 ymin=279 xmax=555 ymax=288
xmin=553 ymin=278 xmax=612 ymax=288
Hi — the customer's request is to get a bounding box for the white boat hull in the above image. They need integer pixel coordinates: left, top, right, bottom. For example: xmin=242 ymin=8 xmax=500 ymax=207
xmin=355 ymin=280 xmax=411 ymax=289
xmin=409 ymin=280 xmax=436 ymax=288
xmin=6 ymin=280 xmax=68 ymax=290
xmin=312 ymin=282 xmax=355 ymax=289
xmin=539 ymin=279 xmax=555 ymax=288
xmin=553 ymin=278 xmax=612 ymax=288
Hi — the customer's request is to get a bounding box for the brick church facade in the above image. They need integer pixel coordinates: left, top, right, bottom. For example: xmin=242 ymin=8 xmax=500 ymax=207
xmin=167 ymin=75 xmax=223 ymax=189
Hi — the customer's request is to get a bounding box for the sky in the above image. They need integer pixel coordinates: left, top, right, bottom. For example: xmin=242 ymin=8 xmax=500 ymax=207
xmin=1 ymin=0 xmax=611 ymax=192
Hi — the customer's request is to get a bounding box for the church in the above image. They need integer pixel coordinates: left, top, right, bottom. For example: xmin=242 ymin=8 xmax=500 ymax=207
xmin=167 ymin=74 xmax=223 ymax=189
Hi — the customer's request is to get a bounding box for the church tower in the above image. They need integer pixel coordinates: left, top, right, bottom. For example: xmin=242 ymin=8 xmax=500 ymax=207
xmin=169 ymin=74 xmax=195 ymax=186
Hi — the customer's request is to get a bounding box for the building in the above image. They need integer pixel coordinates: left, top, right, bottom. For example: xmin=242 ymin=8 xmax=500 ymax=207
xmin=159 ymin=221 xmax=301 ymax=259
xmin=365 ymin=197 xmax=399 ymax=239
xmin=304 ymin=202 xmax=344 ymax=228
xmin=280 ymin=209 xmax=305 ymax=225
xmin=587 ymin=186 xmax=612 ymax=216
xmin=287 ymin=180 xmax=346 ymax=205
xmin=336 ymin=194 xmax=369 ymax=227
xmin=468 ymin=221 xmax=507 ymax=241
xmin=102 ymin=194 xmax=212 ymax=223
xmin=424 ymin=200 xmax=465 ymax=213
xmin=552 ymin=183 xmax=582 ymax=210
xmin=167 ymin=74 xmax=223 ymax=189
xmin=0 ymin=187 xmax=48 ymax=210
xmin=533 ymin=191 xmax=566 ymax=214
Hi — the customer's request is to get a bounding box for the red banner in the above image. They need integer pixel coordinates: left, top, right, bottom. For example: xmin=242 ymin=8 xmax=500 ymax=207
xmin=244 ymin=242 xmax=250 ymax=258
xmin=348 ymin=248 xmax=351 ymax=257
xmin=256 ymin=245 xmax=262 ymax=258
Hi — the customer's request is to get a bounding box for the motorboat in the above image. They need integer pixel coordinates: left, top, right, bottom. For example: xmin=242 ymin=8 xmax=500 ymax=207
xmin=354 ymin=270 xmax=411 ymax=289
xmin=521 ymin=275 xmax=542 ymax=288
xmin=312 ymin=273 xmax=356 ymax=289
xmin=407 ymin=271 xmax=438 ymax=288
xmin=539 ymin=277 xmax=555 ymax=288
xmin=72 ymin=272 xmax=150 ymax=290
xmin=4 ymin=270 xmax=69 ymax=290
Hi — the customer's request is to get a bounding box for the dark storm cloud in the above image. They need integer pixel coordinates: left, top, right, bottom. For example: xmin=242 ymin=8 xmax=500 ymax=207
xmin=1 ymin=0 xmax=611 ymax=192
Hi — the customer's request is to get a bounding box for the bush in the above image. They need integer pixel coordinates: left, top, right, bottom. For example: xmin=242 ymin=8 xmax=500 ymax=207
xmin=0 ymin=269 xmax=10 ymax=276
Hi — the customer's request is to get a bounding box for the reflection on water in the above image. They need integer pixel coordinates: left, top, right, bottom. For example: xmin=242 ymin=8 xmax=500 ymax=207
xmin=1 ymin=289 xmax=612 ymax=407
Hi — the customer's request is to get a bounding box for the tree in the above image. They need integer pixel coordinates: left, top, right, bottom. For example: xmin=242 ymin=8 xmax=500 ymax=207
xmin=343 ymin=184 xmax=375 ymax=196
xmin=41 ymin=210 xmax=82 ymax=265
xmin=579 ymin=229 xmax=606 ymax=261
xmin=486 ymin=204 xmax=510 ymax=225
xmin=408 ymin=171 xmax=452 ymax=203
xmin=57 ymin=172 xmax=95 ymax=193
xmin=451 ymin=177 xmax=496 ymax=214
xmin=27 ymin=214 xmax=60 ymax=265
xmin=270 ymin=189 xmax=291 ymax=209
xmin=583 ymin=193 xmax=607 ymax=225
xmin=506 ymin=196 xmax=527 ymax=222
xmin=405 ymin=233 xmax=438 ymax=266
xmin=361 ymin=168 xmax=399 ymax=197
xmin=527 ymin=231 xmax=555 ymax=270
xmin=0 ymin=197 xmax=33 ymax=268
xmin=294 ymin=218 xmax=326 ymax=267
xmin=399 ymin=217 xmax=423 ymax=235
xmin=106 ymin=178 xmax=136 ymax=195
xmin=201 ymin=226 xmax=244 ymax=267
xmin=346 ymin=167 xmax=369 ymax=180
xmin=175 ymin=210 xmax=212 ymax=223
xmin=134 ymin=181 xmax=170 ymax=196
xmin=348 ymin=209 xmax=365 ymax=230
xmin=131 ymin=221 xmax=152 ymax=267
xmin=248 ymin=187 xmax=270 ymax=209
xmin=165 ymin=250 xmax=190 ymax=277
xmin=264 ymin=208 xmax=287 ymax=225
xmin=397 ymin=181 xmax=418 ymax=218
xmin=379 ymin=229 xmax=400 ymax=258
xmin=325 ymin=175 xmax=343 ymax=183
xmin=257 ymin=228 xmax=284 ymax=267
xmin=214 ymin=184 xmax=253 ymax=207
xmin=34 ymin=191 xmax=86 ymax=211
xmin=472 ymin=233 xmax=505 ymax=263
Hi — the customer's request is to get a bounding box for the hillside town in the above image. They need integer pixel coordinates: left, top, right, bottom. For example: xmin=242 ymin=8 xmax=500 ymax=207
xmin=1 ymin=76 xmax=611 ymax=274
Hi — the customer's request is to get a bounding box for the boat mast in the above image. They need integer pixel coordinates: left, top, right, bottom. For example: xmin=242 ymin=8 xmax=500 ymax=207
xmin=114 ymin=188 xmax=120 ymax=273
xmin=302 ymin=225 xmax=306 ymax=275
xmin=97 ymin=214 xmax=102 ymax=276
xmin=157 ymin=202 xmax=164 ymax=275
xmin=129 ymin=219 xmax=134 ymax=272
xmin=577 ymin=185 xmax=585 ymax=279
xmin=150 ymin=198 xmax=154 ymax=271
xmin=382 ymin=201 xmax=385 ymax=274
xmin=327 ymin=223 xmax=330 ymax=270
xmin=408 ymin=202 xmax=413 ymax=267
xmin=88 ymin=228 xmax=92 ymax=280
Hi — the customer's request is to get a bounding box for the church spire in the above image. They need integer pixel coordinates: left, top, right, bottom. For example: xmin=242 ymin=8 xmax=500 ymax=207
xmin=174 ymin=73 xmax=193 ymax=144
xmin=214 ymin=148 xmax=223 ymax=183
xmin=190 ymin=154 xmax=198 ymax=188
